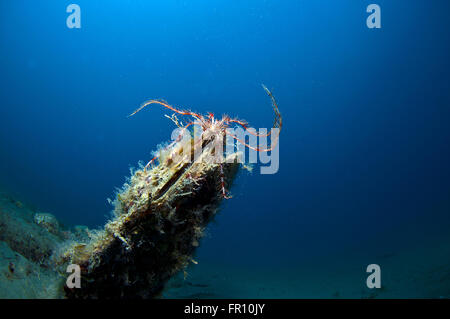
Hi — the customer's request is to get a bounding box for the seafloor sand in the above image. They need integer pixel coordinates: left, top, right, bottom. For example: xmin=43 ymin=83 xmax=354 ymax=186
xmin=1 ymin=191 xmax=449 ymax=299
xmin=165 ymin=222 xmax=450 ymax=299
xmin=164 ymin=232 xmax=450 ymax=299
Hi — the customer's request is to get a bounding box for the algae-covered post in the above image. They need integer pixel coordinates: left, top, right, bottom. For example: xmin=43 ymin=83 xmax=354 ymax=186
xmin=58 ymin=86 xmax=281 ymax=298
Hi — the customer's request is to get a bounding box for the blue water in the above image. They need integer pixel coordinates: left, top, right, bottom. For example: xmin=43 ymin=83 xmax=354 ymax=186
xmin=1 ymin=0 xmax=449 ymax=291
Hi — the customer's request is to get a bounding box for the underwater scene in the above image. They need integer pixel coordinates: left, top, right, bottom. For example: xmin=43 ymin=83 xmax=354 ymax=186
xmin=0 ymin=1 xmax=449 ymax=299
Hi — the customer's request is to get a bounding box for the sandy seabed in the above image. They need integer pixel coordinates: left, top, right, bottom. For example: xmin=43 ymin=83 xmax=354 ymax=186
xmin=1 ymin=191 xmax=449 ymax=299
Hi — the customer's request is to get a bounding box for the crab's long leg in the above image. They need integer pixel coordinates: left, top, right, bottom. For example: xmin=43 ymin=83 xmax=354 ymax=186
xmin=128 ymin=99 xmax=204 ymax=122
xmin=144 ymin=154 xmax=160 ymax=171
xmin=228 ymin=119 xmax=271 ymax=136
xmin=226 ymin=84 xmax=282 ymax=152
xmin=227 ymin=133 xmax=279 ymax=152
xmin=261 ymin=84 xmax=282 ymax=131
xmin=228 ymin=84 xmax=282 ymax=138
xmin=219 ymin=163 xmax=232 ymax=199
